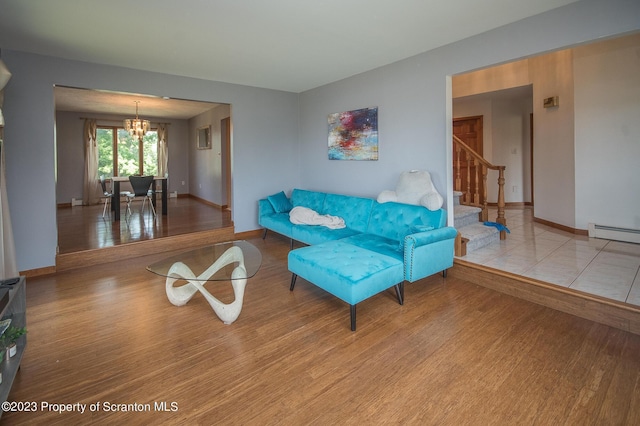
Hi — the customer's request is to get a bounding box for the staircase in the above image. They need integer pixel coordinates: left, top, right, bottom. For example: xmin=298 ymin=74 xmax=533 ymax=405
xmin=453 ymin=191 xmax=499 ymax=255
xmin=453 ymin=134 xmax=507 ymax=256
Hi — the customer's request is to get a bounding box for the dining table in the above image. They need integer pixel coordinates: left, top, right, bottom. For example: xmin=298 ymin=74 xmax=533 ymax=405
xmin=110 ymin=176 xmax=168 ymax=221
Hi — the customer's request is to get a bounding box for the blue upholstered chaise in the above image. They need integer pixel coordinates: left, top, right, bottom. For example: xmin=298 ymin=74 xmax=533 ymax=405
xmin=259 ymin=189 xmax=457 ymax=330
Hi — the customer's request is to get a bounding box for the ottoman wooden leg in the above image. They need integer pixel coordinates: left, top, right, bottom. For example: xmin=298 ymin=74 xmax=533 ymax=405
xmin=290 ymin=273 xmax=297 ymax=291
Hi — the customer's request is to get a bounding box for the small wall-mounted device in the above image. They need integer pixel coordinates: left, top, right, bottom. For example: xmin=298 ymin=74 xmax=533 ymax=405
xmin=543 ymin=96 xmax=559 ymax=108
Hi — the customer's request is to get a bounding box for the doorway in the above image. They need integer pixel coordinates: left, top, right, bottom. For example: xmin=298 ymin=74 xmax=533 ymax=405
xmin=54 ymin=86 xmax=233 ymax=255
xmin=453 ymin=116 xmax=483 ymax=203
xmin=221 ymin=117 xmax=231 ymax=211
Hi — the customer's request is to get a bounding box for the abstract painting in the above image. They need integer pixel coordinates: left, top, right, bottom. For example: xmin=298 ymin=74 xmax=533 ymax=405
xmin=328 ymin=107 xmax=378 ymax=160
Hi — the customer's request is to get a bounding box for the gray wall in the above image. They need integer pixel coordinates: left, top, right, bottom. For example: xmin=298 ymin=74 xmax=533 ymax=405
xmin=298 ymin=0 xmax=640 ymax=228
xmin=2 ymin=0 xmax=639 ymax=272
xmin=189 ymin=104 xmax=231 ymax=206
xmin=574 ymin=33 xmax=640 ymax=230
xmin=2 ymin=55 xmax=299 ymax=271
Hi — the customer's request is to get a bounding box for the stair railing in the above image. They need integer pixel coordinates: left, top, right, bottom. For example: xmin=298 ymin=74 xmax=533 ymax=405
xmin=453 ymin=135 xmax=507 ymax=241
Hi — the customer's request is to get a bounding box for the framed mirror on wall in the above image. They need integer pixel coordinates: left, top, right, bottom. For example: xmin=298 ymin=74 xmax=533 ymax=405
xmin=197 ymin=125 xmax=211 ymax=149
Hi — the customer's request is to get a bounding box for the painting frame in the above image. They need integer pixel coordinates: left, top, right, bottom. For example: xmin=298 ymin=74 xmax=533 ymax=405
xmin=197 ymin=125 xmax=211 ymax=150
xmin=328 ymin=106 xmax=378 ymax=161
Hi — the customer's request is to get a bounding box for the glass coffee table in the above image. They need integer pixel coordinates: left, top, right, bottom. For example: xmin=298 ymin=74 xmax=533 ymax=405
xmin=147 ymin=240 xmax=261 ymax=324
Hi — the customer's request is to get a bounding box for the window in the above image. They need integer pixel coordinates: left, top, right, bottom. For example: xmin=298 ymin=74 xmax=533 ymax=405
xmin=97 ymin=126 xmax=158 ymax=177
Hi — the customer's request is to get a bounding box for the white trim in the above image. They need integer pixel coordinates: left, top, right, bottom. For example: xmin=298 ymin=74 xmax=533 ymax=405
xmin=588 ymin=223 xmax=640 ymax=244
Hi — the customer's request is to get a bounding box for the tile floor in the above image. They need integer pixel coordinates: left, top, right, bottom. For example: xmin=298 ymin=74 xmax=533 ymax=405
xmin=457 ymin=207 xmax=640 ymax=307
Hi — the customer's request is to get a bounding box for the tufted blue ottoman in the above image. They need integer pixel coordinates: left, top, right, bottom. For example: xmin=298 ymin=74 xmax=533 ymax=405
xmin=288 ymin=240 xmax=405 ymax=331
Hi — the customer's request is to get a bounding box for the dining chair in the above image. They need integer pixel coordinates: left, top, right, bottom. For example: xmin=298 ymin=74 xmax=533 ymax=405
xmin=126 ymin=175 xmax=156 ymax=217
xmin=99 ymin=176 xmax=112 ymax=218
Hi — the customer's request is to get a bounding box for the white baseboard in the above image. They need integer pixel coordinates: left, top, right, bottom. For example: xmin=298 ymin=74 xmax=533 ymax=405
xmin=588 ymin=223 xmax=640 ymax=244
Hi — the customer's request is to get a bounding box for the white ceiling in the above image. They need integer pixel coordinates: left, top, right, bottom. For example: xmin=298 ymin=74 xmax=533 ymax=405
xmin=54 ymin=86 xmax=221 ymax=120
xmin=454 ymin=85 xmax=534 ymax=103
xmin=1 ymin=0 xmax=579 ymax=94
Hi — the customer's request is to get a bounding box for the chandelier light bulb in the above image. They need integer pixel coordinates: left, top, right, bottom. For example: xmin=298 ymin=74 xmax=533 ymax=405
xmin=124 ymin=101 xmax=151 ymax=141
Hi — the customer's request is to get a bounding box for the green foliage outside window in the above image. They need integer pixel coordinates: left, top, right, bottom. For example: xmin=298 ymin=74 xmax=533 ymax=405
xmin=142 ymin=133 xmax=158 ymax=177
xmin=97 ymin=127 xmax=158 ymax=177
xmin=97 ymin=128 xmax=114 ymax=177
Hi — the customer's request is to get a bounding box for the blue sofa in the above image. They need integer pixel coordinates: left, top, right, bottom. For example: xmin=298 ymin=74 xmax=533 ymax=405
xmin=259 ymin=189 xmax=457 ymax=330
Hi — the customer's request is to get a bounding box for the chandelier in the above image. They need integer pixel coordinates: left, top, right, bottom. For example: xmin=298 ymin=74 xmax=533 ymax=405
xmin=123 ymin=101 xmax=151 ymax=141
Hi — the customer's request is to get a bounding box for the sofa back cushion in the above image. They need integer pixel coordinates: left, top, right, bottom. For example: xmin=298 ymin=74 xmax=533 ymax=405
xmin=291 ymin=189 xmax=326 ymax=212
xmin=367 ymin=201 xmax=446 ymax=241
xmin=322 ymin=193 xmax=373 ymax=233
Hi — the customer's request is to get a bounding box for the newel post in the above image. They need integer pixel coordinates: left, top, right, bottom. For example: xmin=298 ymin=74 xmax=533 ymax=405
xmin=480 ymin=165 xmax=488 ymax=222
xmin=496 ymin=167 xmax=507 ymax=240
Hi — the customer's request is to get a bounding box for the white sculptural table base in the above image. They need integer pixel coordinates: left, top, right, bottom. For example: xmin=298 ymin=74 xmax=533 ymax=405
xmin=148 ymin=242 xmax=262 ymax=325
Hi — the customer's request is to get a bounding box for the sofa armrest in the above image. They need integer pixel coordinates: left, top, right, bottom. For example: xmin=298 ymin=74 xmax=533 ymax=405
xmin=403 ymin=226 xmax=458 ymax=282
xmin=258 ymin=199 xmax=276 ymax=219
xmin=404 ymin=226 xmax=458 ymax=248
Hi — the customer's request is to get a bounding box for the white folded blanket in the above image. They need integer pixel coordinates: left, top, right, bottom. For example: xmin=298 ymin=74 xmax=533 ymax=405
xmin=289 ymin=206 xmax=346 ymax=229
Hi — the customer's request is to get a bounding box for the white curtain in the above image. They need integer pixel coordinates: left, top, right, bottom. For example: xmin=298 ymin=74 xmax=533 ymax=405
xmin=0 ymin=59 xmax=18 ymax=279
xmin=158 ymin=123 xmax=168 ymax=177
xmin=82 ymin=119 xmax=99 ymax=205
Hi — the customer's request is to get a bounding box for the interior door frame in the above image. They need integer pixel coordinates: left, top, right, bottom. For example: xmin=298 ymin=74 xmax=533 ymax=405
xmin=529 ymin=113 xmax=534 ymax=207
xmin=221 ymin=117 xmax=232 ymax=211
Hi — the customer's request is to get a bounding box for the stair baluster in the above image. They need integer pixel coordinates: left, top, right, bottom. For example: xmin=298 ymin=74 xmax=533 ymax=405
xmin=453 ymin=135 xmax=508 ymax=256
xmin=481 ymin=165 xmax=488 ymax=222
xmin=496 ymin=168 xmax=507 ymax=240
xmin=473 ymin=158 xmax=480 ymax=206
xmin=463 ymin=151 xmax=470 ymax=204
xmin=455 ymin=145 xmax=462 ymax=195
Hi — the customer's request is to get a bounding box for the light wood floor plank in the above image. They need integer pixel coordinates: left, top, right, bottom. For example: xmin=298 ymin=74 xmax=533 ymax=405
xmin=4 ymin=235 xmax=640 ymax=424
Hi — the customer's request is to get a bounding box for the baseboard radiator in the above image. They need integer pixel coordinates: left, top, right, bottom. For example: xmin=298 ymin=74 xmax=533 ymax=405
xmin=588 ymin=223 xmax=640 ymax=244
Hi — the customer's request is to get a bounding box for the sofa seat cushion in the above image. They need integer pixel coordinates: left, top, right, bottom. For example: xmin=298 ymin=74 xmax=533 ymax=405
xmin=288 ymin=240 xmax=404 ymax=305
xmin=291 ymin=224 xmax=360 ymax=246
xmin=339 ymin=233 xmax=403 ymax=261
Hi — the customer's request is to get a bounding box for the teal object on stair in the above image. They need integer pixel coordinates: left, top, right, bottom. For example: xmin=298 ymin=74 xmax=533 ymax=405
xmin=483 ymin=221 xmax=510 ymax=233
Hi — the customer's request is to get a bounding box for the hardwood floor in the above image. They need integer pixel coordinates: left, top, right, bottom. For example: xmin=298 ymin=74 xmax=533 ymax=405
xmin=56 ymin=197 xmax=233 ymax=254
xmin=5 ymin=233 xmax=640 ymax=424
xmin=53 ymin=197 xmax=235 ymax=273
